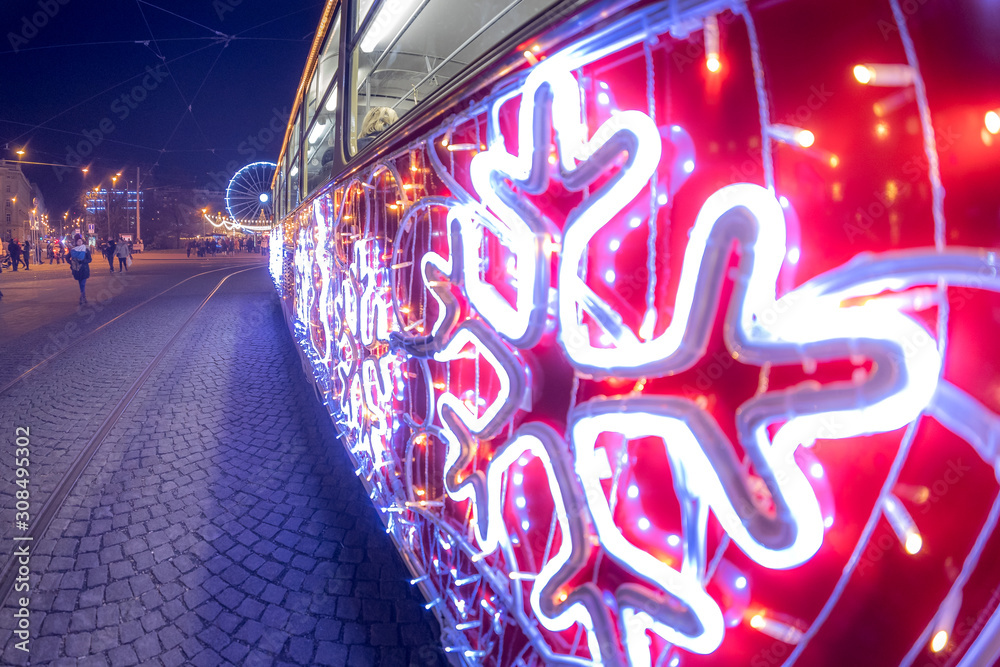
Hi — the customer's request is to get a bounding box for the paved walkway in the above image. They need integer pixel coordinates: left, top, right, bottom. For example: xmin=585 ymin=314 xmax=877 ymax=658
xmin=0 ymin=261 xmax=443 ymax=666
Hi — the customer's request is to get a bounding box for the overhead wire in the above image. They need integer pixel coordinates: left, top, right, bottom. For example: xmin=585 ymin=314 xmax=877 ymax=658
xmin=137 ymin=0 xmax=231 ymax=38
xmin=234 ymin=4 xmax=326 ymax=38
xmin=0 ymin=37 xmax=224 ymax=56
xmin=5 ymin=2 xmax=317 ymax=179
xmin=6 ymin=40 xmax=220 ymax=146
xmin=133 ymin=0 xmax=216 ymax=161
xmin=0 ymin=117 xmax=165 ymax=153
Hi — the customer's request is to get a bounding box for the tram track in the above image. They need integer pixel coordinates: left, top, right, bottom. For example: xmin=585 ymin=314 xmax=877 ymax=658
xmin=0 ymin=265 xmax=262 ymax=609
xmin=0 ymin=266 xmax=235 ymax=398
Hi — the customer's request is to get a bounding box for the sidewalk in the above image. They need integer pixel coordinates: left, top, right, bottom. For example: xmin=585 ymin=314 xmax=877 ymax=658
xmin=0 ymin=256 xmax=74 ymax=275
xmin=0 ymin=262 xmax=443 ymax=666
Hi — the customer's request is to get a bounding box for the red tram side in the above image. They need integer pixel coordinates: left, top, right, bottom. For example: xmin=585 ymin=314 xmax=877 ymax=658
xmin=270 ymin=1 xmax=1000 ymax=665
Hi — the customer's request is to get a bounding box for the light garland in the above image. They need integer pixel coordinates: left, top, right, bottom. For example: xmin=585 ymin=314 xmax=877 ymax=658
xmin=272 ymin=3 xmax=1000 ymax=666
xmin=203 ymin=212 xmax=272 ymax=232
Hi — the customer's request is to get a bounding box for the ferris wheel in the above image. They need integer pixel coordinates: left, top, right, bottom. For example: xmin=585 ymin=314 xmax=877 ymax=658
xmin=226 ymin=161 xmax=277 ymax=221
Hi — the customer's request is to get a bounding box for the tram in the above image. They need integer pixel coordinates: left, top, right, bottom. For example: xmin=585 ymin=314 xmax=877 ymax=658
xmin=269 ymin=0 xmax=1000 ymax=665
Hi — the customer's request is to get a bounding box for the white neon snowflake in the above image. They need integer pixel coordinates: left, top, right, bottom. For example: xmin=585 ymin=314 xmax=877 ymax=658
xmin=425 ymin=57 xmax=1000 ymax=666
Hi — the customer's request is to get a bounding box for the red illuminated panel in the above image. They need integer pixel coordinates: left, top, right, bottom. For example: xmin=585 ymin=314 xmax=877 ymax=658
xmin=269 ymin=1 xmax=1000 ymax=665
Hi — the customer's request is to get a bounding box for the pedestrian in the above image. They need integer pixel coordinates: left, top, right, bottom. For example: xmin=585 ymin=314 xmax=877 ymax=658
xmin=21 ymin=239 xmax=30 ymax=270
xmin=115 ymin=236 xmax=132 ymax=272
xmin=54 ymin=241 xmax=63 ymax=264
xmin=68 ymin=234 xmax=92 ymax=305
xmin=105 ymin=237 xmax=117 ymax=273
xmin=8 ymin=239 xmax=21 ymax=272
xmin=47 ymin=241 xmax=54 ymax=264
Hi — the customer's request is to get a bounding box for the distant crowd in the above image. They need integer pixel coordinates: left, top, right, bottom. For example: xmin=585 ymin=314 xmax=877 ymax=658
xmin=1 ymin=237 xmax=77 ymax=271
xmin=0 ymin=236 xmax=140 ymax=273
xmin=186 ymin=235 xmax=268 ymax=258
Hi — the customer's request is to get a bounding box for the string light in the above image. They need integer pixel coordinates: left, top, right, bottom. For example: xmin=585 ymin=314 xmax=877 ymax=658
xmin=748 ymin=612 xmax=804 ymax=644
xmin=270 ymin=10 xmax=1000 ymax=667
xmin=853 ymin=63 xmax=915 ymax=87
xmin=704 ymin=15 xmax=721 ymax=73
xmin=928 ymin=590 xmax=962 ymax=655
xmin=769 ymin=123 xmax=815 ymax=148
xmin=985 ymin=110 xmax=1000 ymax=135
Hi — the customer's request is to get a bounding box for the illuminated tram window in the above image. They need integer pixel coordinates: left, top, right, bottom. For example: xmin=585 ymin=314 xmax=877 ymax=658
xmin=348 ymin=0 xmax=559 ymax=156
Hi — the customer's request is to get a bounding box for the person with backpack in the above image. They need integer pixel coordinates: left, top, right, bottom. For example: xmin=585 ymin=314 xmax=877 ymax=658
xmin=8 ymin=239 xmax=20 ymax=272
xmin=68 ymin=234 xmax=92 ymax=305
xmin=114 ymin=236 xmax=132 ymax=272
xmin=104 ymin=237 xmax=116 ymax=273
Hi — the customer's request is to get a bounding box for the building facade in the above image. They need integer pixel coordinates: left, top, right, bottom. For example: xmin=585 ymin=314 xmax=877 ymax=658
xmin=1 ymin=160 xmax=35 ymax=243
xmin=84 ymin=188 xmax=142 ymax=241
xmin=143 ymin=187 xmax=225 ymax=248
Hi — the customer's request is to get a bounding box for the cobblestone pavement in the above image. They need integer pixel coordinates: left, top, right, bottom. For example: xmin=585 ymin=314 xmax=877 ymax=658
xmin=0 ymin=261 xmax=443 ymax=666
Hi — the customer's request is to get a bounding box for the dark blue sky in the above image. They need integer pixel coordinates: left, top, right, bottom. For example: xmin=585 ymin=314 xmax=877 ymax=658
xmin=1 ymin=0 xmax=325 ymax=214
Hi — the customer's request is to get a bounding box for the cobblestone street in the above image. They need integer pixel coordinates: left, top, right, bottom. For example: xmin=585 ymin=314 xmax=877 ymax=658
xmin=0 ymin=255 xmax=442 ymax=666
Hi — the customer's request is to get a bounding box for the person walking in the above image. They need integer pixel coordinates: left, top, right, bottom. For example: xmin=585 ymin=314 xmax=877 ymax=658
xmin=8 ymin=239 xmax=21 ymax=272
xmin=104 ymin=237 xmax=116 ymax=273
xmin=46 ymin=241 xmax=54 ymax=264
xmin=114 ymin=236 xmax=131 ymax=272
xmin=21 ymin=239 xmax=30 ymax=270
xmin=68 ymin=234 xmax=92 ymax=305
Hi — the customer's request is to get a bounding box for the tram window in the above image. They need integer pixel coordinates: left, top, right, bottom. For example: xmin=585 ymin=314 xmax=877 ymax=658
xmin=306 ymin=12 xmax=341 ymax=130
xmin=290 ymin=114 xmax=302 ymax=177
xmin=305 ymin=11 xmax=342 ymax=200
xmin=289 ymin=152 xmax=302 ymax=209
xmin=274 ymin=164 xmax=283 ymax=219
xmin=349 ymin=0 xmax=558 ymax=155
xmin=356 ymin=0 xmax=377 ymax=29
xmin=277 ymin=167 xmax=286 ymax=220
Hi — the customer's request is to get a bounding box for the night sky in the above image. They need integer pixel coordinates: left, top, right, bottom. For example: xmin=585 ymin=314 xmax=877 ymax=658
xmin=1 ymin=0 xmax=326 ymax=216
